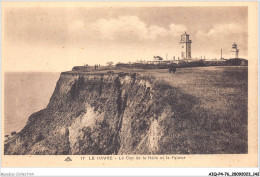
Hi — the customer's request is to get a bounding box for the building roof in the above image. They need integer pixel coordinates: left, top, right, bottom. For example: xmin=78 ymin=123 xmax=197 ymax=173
xmin=232 ymin=43 xmax=237 ymax=48
xmin=182 ymin=32 xmax=189 ymax=36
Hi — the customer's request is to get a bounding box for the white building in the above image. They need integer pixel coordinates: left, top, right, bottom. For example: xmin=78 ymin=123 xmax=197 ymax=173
xmin=180 ymin=32 xmax=192 ymax=59
xmin=230 ymin=43 xmax=239 ymax=58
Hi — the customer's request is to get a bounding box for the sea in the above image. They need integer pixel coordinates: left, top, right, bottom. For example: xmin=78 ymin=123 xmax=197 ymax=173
xmin=3 ymin=72 xmax=60 ymax=135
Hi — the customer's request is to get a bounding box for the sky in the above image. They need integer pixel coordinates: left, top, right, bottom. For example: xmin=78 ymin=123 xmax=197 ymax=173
xmin=3 ymin=4 xmax=248 ymax=72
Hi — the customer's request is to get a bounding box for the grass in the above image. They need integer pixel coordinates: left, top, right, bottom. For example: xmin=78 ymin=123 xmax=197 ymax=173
xmin=151 ymin=66 xmax=248 ymax=154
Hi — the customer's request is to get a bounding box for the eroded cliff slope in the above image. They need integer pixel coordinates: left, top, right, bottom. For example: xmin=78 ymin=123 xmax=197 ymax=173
xmin=4 ymin=69 xmax=247 ymax=155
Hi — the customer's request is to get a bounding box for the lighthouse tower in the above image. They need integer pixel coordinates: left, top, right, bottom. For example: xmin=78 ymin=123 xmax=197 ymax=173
xmin=230 ymin=43 xmax=239 ymax=58
xmin=180 ymin=32 xmax=192 ymax=59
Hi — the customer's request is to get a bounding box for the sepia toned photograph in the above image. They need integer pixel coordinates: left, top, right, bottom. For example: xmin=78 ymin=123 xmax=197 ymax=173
xmin=1 ymin=1 xmax=258 ymax=168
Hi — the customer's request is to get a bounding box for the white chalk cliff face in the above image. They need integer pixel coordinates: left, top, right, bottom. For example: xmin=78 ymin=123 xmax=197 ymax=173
xmin=4 ymin=71 xmax=247 ymax=155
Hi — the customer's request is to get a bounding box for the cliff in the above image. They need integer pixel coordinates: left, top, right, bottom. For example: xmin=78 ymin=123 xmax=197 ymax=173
xmin=4 ymin=68 xmax=247 ymax=155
